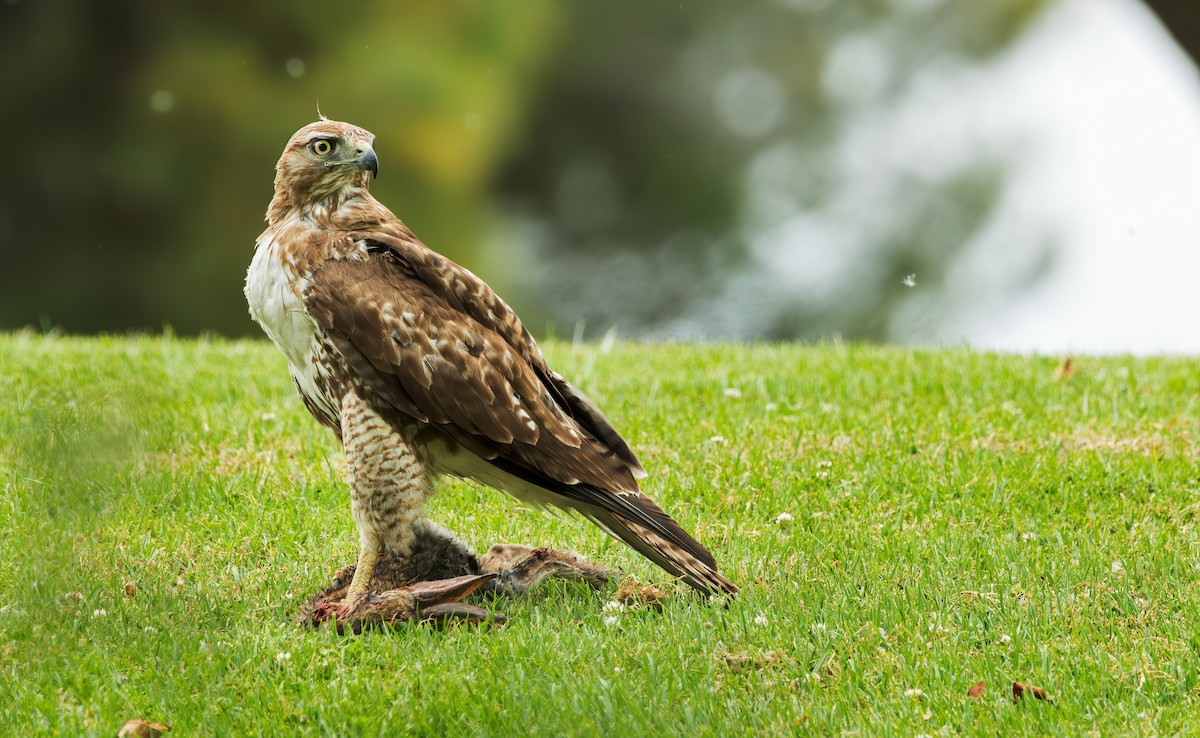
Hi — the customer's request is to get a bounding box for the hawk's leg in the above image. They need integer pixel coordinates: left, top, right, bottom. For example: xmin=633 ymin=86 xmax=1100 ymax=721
xmin=300 ymin=519 xmax=494 ymax=632
xmin=332 ymin=391 xmax=430 ymax=625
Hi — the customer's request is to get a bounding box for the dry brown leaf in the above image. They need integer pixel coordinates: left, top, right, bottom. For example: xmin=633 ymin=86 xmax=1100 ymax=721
xmin=1053 ymin=356 xmax=1075 ymax=381
xmin=117 ymin=718 xmax=171 ymax=737
xmin=613 ymin=578 xmax=668 ymax=612
xmin=1012 ymin=681 xmax=1052 ymax=704
xmin=968 ymin=680 xmax=986 ymax=700
xmin=123 ymin=582 xmax=137 ymax=598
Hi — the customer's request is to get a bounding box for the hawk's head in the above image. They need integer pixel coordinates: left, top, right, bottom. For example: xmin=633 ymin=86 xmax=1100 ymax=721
xmin=271 ymin=120 xmax=378 ymax=216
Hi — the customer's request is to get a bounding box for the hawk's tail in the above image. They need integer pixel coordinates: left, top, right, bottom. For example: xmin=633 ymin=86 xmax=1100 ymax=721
xmin=483 ymin=456 xmax=738 ymax=596
xmin=585 ymin=505 xmax=738 ymax=597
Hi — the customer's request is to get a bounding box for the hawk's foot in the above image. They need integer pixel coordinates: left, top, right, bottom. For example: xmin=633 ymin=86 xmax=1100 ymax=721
xmin=303 ymin=574 xmax=502 ymax=634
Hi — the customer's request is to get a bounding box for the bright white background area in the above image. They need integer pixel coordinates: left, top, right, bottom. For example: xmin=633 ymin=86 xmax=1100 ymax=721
xmin=906 ymin=0 xmax=1200 ymax=354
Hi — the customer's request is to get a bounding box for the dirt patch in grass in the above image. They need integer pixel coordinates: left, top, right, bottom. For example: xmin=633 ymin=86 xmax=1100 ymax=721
xmin=974 ymin=424 xmax=1197 ymax=459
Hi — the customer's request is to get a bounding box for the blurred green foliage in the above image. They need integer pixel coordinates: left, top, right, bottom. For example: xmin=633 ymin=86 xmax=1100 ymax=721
xmin=0 ymin=0 xmax=559 ymax=335
xmin=0 ymin=0 xmax=1050 ymax=339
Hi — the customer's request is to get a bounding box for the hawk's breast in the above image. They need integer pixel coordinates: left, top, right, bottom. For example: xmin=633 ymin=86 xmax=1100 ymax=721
xmin=246 ymin=232 xmax=313 ymax=365
xmin=245 ymin=229 xmax=341 ymax=426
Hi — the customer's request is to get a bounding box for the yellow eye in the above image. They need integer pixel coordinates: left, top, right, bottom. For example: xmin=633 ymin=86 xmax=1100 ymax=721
xmin=311 ymin=139 xmax=333 ymax=156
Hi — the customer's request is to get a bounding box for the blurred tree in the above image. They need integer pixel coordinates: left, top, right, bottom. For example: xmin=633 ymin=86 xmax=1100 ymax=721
xmin=0 ymin=0 xmax=1059 ymax=341
xmin=0 ymin=0 xmax=558 ymax=335
xmin=496 ymin=0 xmax=1053 ymax=340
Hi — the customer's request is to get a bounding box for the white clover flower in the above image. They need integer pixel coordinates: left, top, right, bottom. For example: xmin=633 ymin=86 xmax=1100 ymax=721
xmin=275 ymin=651 xmax=292 ymax=664
xmin=776 ymin=512 xmax=794 ymax=525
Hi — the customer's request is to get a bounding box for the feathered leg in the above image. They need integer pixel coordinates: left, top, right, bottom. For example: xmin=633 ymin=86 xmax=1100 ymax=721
xmin=333 ymin=391 xmax=429 ymax=624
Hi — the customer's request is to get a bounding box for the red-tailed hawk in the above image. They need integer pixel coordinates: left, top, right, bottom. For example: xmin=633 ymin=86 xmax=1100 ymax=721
xmin=246 ymin=120 xmax=736 ymax=624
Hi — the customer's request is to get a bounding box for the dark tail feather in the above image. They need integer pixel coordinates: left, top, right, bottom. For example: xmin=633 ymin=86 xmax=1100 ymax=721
xmin=482 ymin=455 xmax=737 ymax=596
xmin=586 ymin=509 xmax=738 ymax=597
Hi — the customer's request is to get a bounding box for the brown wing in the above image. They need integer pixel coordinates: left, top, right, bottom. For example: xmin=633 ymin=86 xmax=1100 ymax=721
xmin=302 ymin=233 xmax=735 ymax=595
xmin=302 ymin=250 xmax=629 ymax=490
xmin=347 ymin=225 xmax=644 ymax=478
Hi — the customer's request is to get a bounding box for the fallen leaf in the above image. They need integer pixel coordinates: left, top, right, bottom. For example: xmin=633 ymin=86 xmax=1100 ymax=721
xmin=117 ymin=718 xmax=171 ymax=737
xmin=968 ymin=680 xmax=986 ymax=700
xmin=124 ymin=582 xmax=137 ymax=598
xmin=1053 ymin=356 xmax=1075 ymax=381
xmin=613 ymin=578 xmax=668 ymax=612
xmin=1012 ymin=681 xmax=1052 ymax=704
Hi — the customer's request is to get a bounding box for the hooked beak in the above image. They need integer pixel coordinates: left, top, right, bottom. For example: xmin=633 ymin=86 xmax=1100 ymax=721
xmin=356 ymin=147 xmax=378 ymax=179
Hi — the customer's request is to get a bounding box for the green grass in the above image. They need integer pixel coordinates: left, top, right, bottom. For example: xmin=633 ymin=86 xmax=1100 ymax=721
xmin=2 ymin=331 xmax=1199 ymax=736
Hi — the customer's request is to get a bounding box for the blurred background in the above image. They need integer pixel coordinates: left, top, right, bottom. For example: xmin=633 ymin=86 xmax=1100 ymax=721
xmin=1 ymin=0 xmax=1196 ymax=353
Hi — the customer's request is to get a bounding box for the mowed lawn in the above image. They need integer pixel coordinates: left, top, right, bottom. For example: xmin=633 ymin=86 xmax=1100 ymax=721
xmin=1 ymin=332 xmax=1198 ymax=736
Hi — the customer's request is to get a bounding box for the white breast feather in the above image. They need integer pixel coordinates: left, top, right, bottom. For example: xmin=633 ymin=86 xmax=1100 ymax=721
xmin=245 ymin=229 xmax=339 ymax=423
